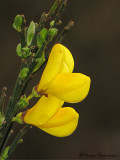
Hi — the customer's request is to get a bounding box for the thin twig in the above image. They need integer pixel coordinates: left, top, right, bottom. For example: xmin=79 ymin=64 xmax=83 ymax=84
xmin=57 ymin=20 xmax=74 ymax=43
xmin=1 ymin=130 xmax=13 ymax=154
xmin=48 ymin=0 xmax=62 ymax=17
xmin=54 ymin=0 xmax=67 ymax=25
xmin=0 ymin=87 xmax=7 ymax=114
xmin=8 ymin=125 xmax=29 ymax=157
xmin=45 ymin=20 xmax=74 ymax=58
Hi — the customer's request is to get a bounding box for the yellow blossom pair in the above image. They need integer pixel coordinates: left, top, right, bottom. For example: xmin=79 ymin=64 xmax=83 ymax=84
xmin=23 ymin=44 xmax=91 ymax=137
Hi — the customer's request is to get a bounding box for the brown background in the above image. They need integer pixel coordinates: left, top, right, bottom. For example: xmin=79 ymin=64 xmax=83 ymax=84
xmin=0 ymin=0 xmax=120 ymax=159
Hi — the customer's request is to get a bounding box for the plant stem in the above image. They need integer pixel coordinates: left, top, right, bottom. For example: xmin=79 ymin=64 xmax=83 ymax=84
xmin=54 ymin=0 xmax=67 ymax=25
xmin=8 ymin=125 xmax=29 ymax=157
xmin=57 ymin=20 xmax=74 ymax=43
xmin=0 ymin=87 xmax=7 ymax=115
xmin=26 ymin=94 xmax=33 ymax=101
xmin=48 ymin=0 xmax=62 ymax=17
xmin=1 ymin=130 xmax=13 ymax=154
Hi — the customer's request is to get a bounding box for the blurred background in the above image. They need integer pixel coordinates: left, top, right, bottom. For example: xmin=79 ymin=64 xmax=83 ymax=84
xmin=0 ymin=0 xmax=120 ymax=159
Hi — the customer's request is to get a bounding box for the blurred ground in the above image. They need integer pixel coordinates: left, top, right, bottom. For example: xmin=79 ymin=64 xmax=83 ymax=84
xmin=0 ymin=0 xmax=120 ymax=159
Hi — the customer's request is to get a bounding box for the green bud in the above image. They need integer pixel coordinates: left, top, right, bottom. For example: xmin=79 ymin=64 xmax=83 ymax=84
xmin=48 ymin=28 xmax=58 ymax=40
xmin=19 ymin=67 xmax=29 ymax=80
xmin=17 ymin=95 xmax=29 ymax=109
xmin=37 ymin=28 xmax=47 ymax=48
xmin=19 ymin=139 xmax=23 ymax=144
xmin=16 ymin=43 xmax=22 ymax=57
xmin=50 ymin=20 xmax=55 ymax=28
xmin=13 ymin=15 xmax=23 ymax=32
xmin=33 ymin=54 xmax=45 ymax=73
xmin=0 ymin=146 xmax=10 ymax=160
xmin=12 ymin=112 xmax=23 ymax=124
xmin=27 ymin=21 xmax=35 ymax=46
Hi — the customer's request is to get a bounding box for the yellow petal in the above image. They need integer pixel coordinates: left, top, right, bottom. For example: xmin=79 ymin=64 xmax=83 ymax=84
xmin=39 ymin=107 xmax=79 ymax=137
xmin=24 ymin=94 xmax=64 ymax=126
xmin=44 ymin=73 xmax=91 ymax=103
xmin=37 ymin=44 xmax=74 ymax=91
xmin=59 ymin=45 xmax=74 ymax=73
xmin=37 ymin=44 xmax=64 ymax=91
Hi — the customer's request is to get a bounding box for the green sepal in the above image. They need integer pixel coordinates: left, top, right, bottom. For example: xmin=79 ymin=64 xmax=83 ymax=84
xmin=48 ymin=28 xmax=58 ymax=40
xmin=0 ymin=146 xmax=10 ymax=160
xmin=12 ymin=113 xmax=23 ymax=124
xmin=27 ymin=21 xmax=35 ymax=46
xmin=13 ymin=15 xmax=23 ymax=32
xmin=19 ymin=67 xmax=29 ymax=80
xmin=32 ymin=87 xmax=41 ymax=98
xmin=33 ymin=53 xmax=45 ymax=73
xmin=37 ymin=28 xmax=48 ymax=48
xmin=17 ymin=95 xmax=29 ymax=109
xmin=0 ymin=112 xmax=5 ymax=128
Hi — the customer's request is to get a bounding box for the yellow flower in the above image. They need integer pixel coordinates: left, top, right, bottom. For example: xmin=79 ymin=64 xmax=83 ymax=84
xmin=23 ymin=44 xmax=91 ymax=137
xmin=37 ymin=44 xmax=90 ymax=103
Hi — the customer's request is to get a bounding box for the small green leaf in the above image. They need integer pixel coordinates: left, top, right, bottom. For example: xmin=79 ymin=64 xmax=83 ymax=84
xmin=22 ymin=47 xmax=31 ymax=58
xmin=37 ymin=28 xmax=48 ymax=48
xmin=19 ymin=67 xmax=29 ymax=80
xmin=27 ymin=21 xmax=35 ymax=46
xmin=13 ymin=15 xmax=23 ymax=32
xmin=50 ymin=20 xmax=55 ymax=28
xmin=16 ymin=44 xmax=22 ymax=57
xmin=16 ymin=45 xmax=31 ymax=58
xmin=48 ymin=28 xmax=58 ymax=39
xmin=37 ymin=34 xmax=43 ymax=48
xmin=40 ymin=28 xmax=48 ymax=40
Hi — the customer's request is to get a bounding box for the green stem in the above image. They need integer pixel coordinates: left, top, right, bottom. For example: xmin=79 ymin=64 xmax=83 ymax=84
xmin=26 ymin=94 xmax=34 ymax=101
xmin=1 ymin=130 xmax=13 ymax=154
xmin=48 ymin=0 xmax=62 ymax=17
xmin=8 ymin=125 xmax=29 ymax=157
xmin=54 ymin=0 xmax=67 ymax=25
xmin=57 ymin=20 xmax=74 ymax=43
xmin=0 ymin=87 xmax=7 ymax=115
